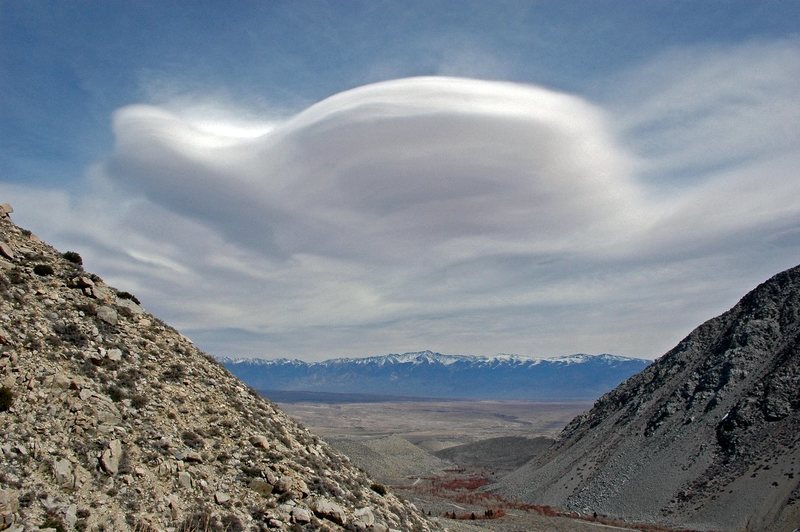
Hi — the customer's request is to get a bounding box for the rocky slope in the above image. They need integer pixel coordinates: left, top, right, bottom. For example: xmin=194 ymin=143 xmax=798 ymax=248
xmin=0 ymin=206 xmax=439 ymax=531
xmin=223 ymin=352 xmax=650 ymax=401
xmin=495 ymin=264 xmax=800 ymax=531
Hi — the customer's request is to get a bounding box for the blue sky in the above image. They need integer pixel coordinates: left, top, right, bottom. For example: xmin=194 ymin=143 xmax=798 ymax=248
xmin=1 ymin=1 xmax=799 ymax=360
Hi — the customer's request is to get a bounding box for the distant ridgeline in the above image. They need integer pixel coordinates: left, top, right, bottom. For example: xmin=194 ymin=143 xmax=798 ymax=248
xmin=220 ymin=351 xmax=651 ymax=401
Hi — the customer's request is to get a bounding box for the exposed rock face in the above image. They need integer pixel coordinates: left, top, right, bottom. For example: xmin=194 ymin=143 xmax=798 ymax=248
xmin=0 ymin=209 xmax=439 ymax=531
xmin=496 ymin=264 xmax=800 ymax=531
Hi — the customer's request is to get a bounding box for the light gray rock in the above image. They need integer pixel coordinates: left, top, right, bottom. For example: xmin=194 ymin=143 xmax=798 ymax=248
xmin=0 ymin=488 xmax=19 ymax=523
xmin=292 ymin=507 xmax=312 ymax=523
xmin=100 ymin=439 xmax=122 ymax=475
xmin=311 ymin=497 xmax=347 ymax=525
xmin=214 ymin=491 xmax=230 ymax=504
xmin=354 ymin=506 xmax=375 ymax=527
xmin=96 ymin=306 xmax=118 ymax=326
xmin=115 ymin=297 xmax=144 ymax=315
xmin=0 ymin=241 xmax=14 ymax=260
xmin=174 ymin=450 xmax=202 ymax=463
xmin=53 ymin=459 xmax=74 ymax=487
xmin=249 ymin=434 xmax=270 ymax=450
xmin=64 ymin=504 xmax=77 ymax=528
xmin=178 ymin=471 xmax=192 ymax=489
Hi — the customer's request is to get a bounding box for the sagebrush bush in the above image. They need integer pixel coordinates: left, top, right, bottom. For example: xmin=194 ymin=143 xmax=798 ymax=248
xmin=0 ymin=386 xmax=13 ymax=412
xmin=116 ymin=291 xmax=141 ymax=305
xmin=62 ymin=251 xmax=83 ymax=265
xmin=33 ymin=264 xmax=54 ymax=276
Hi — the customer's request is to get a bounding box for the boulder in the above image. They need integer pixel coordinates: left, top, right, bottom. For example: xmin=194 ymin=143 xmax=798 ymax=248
xmin=53 ymin=458 xmax=74 ymax=487
xmin=96 ymin=306 xmax=118 ymax=326
xmin=0 ymin=241 xmax=14 ymax=260
xmin=311 ymin=497 xmax=347 ymax=525
xmin=292 ymin=507 xmax=312 ymax=523
xmin=354 ymin=507 xmax=375 ymax=528
xmin=100 ymin=439 xmax=123 ymax=475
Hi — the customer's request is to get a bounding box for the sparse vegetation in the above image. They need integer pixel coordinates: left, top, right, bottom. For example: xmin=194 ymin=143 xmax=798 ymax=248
xmin=33 ymin=264 xmax=54 ymax=276
xmin=55 ymin=322 xmax=88 ymax=347
xmin=163 ymin=363 xmax=187 ymax=382
xmin=62 ymin=251 xmax=83 ymax=265
xmin=182 ymin=430 xmax=205 ymax=450
xmin=370 ymin=483 xmax=387 ymax=496
xmin=116 ymin=290 xmax=141 ymax=305
xmin=107 ymin=384 xmax=126 ymax=403
xmin=0 ymin=386 xmax=14 ymax=412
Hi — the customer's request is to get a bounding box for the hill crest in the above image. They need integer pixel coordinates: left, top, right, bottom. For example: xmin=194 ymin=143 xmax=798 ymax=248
xmin=0 ymin=207 xmax=438 ymax=531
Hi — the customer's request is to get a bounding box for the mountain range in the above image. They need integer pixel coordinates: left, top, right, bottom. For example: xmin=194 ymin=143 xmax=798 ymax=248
xmin=221 ymin=351 xmax=651 ymax=401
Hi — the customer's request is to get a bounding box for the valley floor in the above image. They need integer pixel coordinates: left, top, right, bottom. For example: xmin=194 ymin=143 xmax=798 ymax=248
xmin=277 ymin=399 xmax=591 ymax=450
xmin=274 ymin=399 xmax=689 ymax=531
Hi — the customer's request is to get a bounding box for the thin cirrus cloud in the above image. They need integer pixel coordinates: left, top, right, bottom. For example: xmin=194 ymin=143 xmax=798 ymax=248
xmin=3 ymin=40 xmax=799 ymax=360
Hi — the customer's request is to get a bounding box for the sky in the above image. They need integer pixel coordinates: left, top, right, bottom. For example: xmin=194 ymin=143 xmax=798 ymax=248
xmin=1 ymin=1 xmax=798 ymax=361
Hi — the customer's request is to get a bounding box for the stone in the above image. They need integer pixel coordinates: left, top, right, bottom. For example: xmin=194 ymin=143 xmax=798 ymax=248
xmin=292 ymin=507 xmax=312 ymax=523
xmin=275 ymin=475 xmax=293 ymax=494
xmin=178 ymin=471 xmax=192 ymax=489
xmin=174 ymin=450 xmax=202 ymax=463
xmin=115 ymin=297 xmax=144 ymax=315
xmin=106 ymin=348 xmax=123 ymax=362
xmin=74 ymin=276 xmax=94 ymax=288
xmin=100 ymin=439 xmax=122 ymax=475
xmin=214 ymin=491 xmax=230 ymax=505
xmin=0 ymin=241 xmax=14 ymax=260
xmin=249 ymin=478 xmax=273 ymax=496
xmin=96 ymin=306 xmax=118 ymax=326
xmin=0 ymin=204 xmax=12 ymax=217
xmin=0 ymin=488 xmax=19 ymax=514
xmin=249 ymin=434 xmax=270 ymax=450
xmin=311 ymin=497 xmax=347 ymax=525
xmin=53 ymin=458 xmax=74 ymax=487
xmin=354 ymin=507 xmax=375 ymax=528
xmin=166 ymin=494 xmax=182 ymax=521
xmin=64 ymin=504 xmax=77 ymax=528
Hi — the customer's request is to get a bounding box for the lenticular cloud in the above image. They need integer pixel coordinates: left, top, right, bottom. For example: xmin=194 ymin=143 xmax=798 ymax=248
xmin=107 ymin=77 xmax=644 ymax=264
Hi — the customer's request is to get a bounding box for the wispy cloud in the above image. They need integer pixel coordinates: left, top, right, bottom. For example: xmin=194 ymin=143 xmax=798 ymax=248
xmin=3 ymin=40 xmax=798 ymax=360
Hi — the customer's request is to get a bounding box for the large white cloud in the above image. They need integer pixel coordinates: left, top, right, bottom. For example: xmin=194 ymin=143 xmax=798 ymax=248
xmin=106 ymin=77 xmax=646 ymax=263
xmin=3 ymin=47 xmax=799 ymax=360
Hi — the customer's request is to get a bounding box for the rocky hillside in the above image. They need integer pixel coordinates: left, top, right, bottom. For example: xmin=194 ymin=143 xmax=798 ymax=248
xmin=0 ymin=205 xmax=439 ymax=531
xmin=495 ymin=264 xmax=800 ymax=531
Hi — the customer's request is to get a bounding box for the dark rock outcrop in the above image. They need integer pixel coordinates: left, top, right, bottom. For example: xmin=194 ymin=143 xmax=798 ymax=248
xmin=496 ymin=264 xmax=800 ymax=531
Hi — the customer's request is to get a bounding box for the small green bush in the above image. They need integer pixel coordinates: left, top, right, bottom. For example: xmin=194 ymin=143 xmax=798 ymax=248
xmin=0 ymin=386 xmax=13 ymax=412
xmin=33 ymin=264 xmax=54 ymax=276
xmin=62 ymin=251 xmax=83 ymax=265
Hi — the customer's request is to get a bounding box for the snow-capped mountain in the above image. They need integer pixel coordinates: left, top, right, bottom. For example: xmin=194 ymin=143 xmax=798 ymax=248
xmin=220 ymin=351 xmax=651 ymax=401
